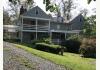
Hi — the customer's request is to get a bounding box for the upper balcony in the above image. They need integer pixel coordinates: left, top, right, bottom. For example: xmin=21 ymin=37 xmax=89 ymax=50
xmin=23 ymin=24 xmax=49 ymax=31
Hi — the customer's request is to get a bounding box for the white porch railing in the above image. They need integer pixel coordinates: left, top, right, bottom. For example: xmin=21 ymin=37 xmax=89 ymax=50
xmin=23 ymin=24 xmax=49 ymax=31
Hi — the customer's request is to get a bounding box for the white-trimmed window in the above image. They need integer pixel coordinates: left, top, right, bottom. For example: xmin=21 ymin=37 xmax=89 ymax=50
xmin=57 ymin=25 xmax=60 ymax=30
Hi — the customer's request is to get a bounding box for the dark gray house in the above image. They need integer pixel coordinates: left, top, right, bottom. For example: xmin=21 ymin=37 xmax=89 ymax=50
xmin=4 ymin=6 xmax=84 ymax=43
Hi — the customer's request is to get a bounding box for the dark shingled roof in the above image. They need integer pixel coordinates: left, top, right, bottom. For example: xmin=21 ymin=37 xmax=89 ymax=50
xmin=22 ymin=6 xmax=50 ymax=19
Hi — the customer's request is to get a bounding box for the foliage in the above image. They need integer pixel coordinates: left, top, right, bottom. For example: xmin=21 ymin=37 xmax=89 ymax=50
xmin=67 ymin=34 xmax=83 ymax=41
xmin=31 ymin=39 xmax=44 ymax=44
xmin=43 ymin=0 xmax=75 ymax=22
xmin=62 ymin=0 xmax=75 ymax=22
xmin=3 ymin=9 xmax=12 ymax=25
xmin=43 ymin=0 xmax=57 ymax=12
xmin=82 ymin=15 xmax=96 ymax=37
xmin=62 ymin=39 xmax=81 ymax=53
xmin=87 ymin=0 xmax=96 ymax=4
xmin=35 ymin=43 xmax=61 ymax=54
xmin=15 ymin=44 xmax=96 ymax=70
xmin=43 ymin=38 xmax=52 ymax=44
xmin=80 ymin=9 xmax=88 ymax=17
xmin=32 ymin=38 xmax=51 ymax=44
xmin=79 ymin=38 xmax=96 ymax=58
xmin=8 ymin=0 xmax=35 ymax=19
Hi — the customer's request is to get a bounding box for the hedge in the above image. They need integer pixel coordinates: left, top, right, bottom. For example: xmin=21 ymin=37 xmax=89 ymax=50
xmin=60 ymin=40 xmax=81 ymax=53
xmin=35 ymin=43 xmax=62 ymax=54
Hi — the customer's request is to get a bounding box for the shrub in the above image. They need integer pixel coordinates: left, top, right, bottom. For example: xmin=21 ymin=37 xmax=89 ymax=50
xmin=79 ymin=38 xmax=96 ymax=58
xmin=4 ymin=39 xmax=20 ymax=43
xmin=61 ymin=40 xmax=81 ymax=53
xmin=43 ymin=38 xmax=51 ymax=44
xmin=67 ymin=34 xmax=83 ymax=42
xmin=35 ymin=43 xmax=62 ymax=54
xmin=32 ymin=38 xmax=51 ymax=44
xmin=32 ymin=39 xmax=44 ymax=44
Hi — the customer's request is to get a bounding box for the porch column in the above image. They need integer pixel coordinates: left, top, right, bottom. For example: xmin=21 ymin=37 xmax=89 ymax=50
xmin=50 ymin=32 xmax=52 ymax=43
xmin=36 ymin=19 xmax=37 ymax=40
xmin=49 ymin=20 xmax=52 ymax=43
xmin=48 ymin=20 xmax=50 ymax=31
xmin=65 ymin=33 xmax=66 ymax=40
xmin=21 ymin=17 xmax=23 ymax=42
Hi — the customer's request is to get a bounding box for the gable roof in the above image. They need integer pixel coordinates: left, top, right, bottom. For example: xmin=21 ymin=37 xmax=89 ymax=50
xmin=69 ymin=14 xmax=84 ymax=30
xmin=22 ymin=6 xmax=50 ymax=19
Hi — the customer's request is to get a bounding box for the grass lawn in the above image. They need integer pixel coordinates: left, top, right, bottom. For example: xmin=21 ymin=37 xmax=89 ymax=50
xmin=15 ymin=43 xmax=96 ymax=70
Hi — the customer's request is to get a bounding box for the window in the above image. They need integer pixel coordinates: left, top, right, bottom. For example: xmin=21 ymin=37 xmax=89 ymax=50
xmin=36 ymin=9 xmax=38 ymax=15
xmin=80 ymin=18 xmax=82 ymax=22
xmin=57 ymin=25 xmax=60 ymax=30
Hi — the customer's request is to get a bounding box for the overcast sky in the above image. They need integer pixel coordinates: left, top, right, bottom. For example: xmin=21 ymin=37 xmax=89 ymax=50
xmin=3 ymin=0 xmax=96 ymax=17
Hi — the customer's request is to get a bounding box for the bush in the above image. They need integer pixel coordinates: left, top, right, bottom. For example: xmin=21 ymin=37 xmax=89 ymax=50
xmin=61 ymin=40 xmax=81 ymax=53
xmin=67 ymin=34 xmax=83 ymax=42
xmin=43 ymin=38 xmax=51 ymax=44
xmin=35 ymin=43 xmax=62 ymax=54
xmin=32 ymin=38 xmax=51 ymax=44
xmin=79 ymin=38 xmax=96 ymax=58
xmin=32 ymin=39 xmax=45 ymax=44
xmin=4 ymin=39 xmax=20 ymax=43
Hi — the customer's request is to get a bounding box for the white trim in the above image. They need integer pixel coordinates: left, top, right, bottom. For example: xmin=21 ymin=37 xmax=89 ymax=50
xmin=50 ymin=30 xmax=82 ymax=33
xmin=22 ymin=30 xmax=82 ymax=33
xmin=48 ymin=20 xmax=50 ymax=32
xmin=22 ymin=16 xmax=51 ymax=21
xmin=3 ymin=25 xmax=19 ymax=28
xmin=21 ymin=17 xmax=23 ymax=42
xmin=22 ymin=30 xmax=48 ymax=32
xmin=65 ymin=33 xmax=66 ymax=39
xmin=50 ymin=32 xmax=52 ymax=43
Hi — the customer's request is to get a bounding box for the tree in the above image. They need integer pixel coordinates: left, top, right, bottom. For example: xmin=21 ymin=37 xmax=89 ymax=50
xmin=80 ymin=9 xmax=88 ymax=17
xmin=3 ymin=9 xmax=12 ymax=25
xmin=43 ymin=0 xmax=75 ymax=22
xmin=61 ymin=0 xmax=75 ymax=22
xmin=87 ymin=0 xmax=96 ymax=4
xmin=82 ymin=15 xmax=96 ymax=37
xmin=43 ymin=0 xmax=55 ymax=12
xmin=8 ymin=0 xmax=35 ymax=19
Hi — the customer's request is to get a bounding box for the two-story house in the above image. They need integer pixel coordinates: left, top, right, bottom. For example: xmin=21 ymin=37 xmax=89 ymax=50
xmin=3 ymin=6 xmax=84 ymax=43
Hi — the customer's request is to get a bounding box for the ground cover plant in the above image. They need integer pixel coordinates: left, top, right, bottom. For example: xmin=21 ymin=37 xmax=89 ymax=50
xmin=15 ymin=43 xmax=96 ymax=70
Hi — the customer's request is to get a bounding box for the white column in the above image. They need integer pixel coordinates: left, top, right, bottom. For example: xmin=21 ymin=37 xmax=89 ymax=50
xmin=65 ymin=33 xmax=66 ymax=40
xmin=48 ymin=20 xmax=50 ymax=31
xmin=49 ymin=20 xmax=52 ymax=43
xmin=50 ymin=32 xmax=52 ymax=43
xmin=21 ymin=17 xmax=23 ymax=42
xmin=36 ymin=19 xmax=37 ymax=40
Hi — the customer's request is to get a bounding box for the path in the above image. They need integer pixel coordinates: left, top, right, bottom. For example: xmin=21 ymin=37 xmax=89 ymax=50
xmin=3 ymin=42 xmax=66 ymax=70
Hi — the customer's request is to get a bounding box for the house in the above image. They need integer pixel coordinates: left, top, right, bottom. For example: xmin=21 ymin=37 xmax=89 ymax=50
xmin=3 ymin=25 xmax=20 ymax=40
xmin=3 ymin=6 xmax=84 ymax=43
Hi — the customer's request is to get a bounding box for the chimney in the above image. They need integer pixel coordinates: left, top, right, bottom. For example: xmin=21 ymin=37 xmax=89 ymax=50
xmin=20 ymin=6 xmax=27 ymax=15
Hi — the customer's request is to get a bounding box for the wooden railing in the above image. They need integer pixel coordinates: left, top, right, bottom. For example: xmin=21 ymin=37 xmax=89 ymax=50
xmin=23 ymin=24 xmax=49 ymax=31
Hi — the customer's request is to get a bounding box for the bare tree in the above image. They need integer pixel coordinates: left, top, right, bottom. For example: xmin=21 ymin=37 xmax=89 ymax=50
xmin=3 ymin=9 xmax=12 ymax=25
xmin=61 ymin=0 xmax=75 ymax=23
xmin=80 ymin=9 xmax=88 ymax=17
xmin=8 ymin=0 xmax=35 ymax=20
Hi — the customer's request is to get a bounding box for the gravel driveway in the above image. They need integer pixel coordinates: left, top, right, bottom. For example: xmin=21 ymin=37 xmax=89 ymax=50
xmin=3 ymin=42 xmax=66 ymax=70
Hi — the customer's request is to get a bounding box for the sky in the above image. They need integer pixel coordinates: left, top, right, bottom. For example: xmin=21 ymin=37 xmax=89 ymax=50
xmin=3 ymin=0 xmax=96 ymax=17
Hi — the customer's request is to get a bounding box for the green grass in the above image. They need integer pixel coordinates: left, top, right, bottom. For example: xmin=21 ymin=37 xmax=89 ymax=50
xmin=15 ymin=44 xmax=96 ymax=70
